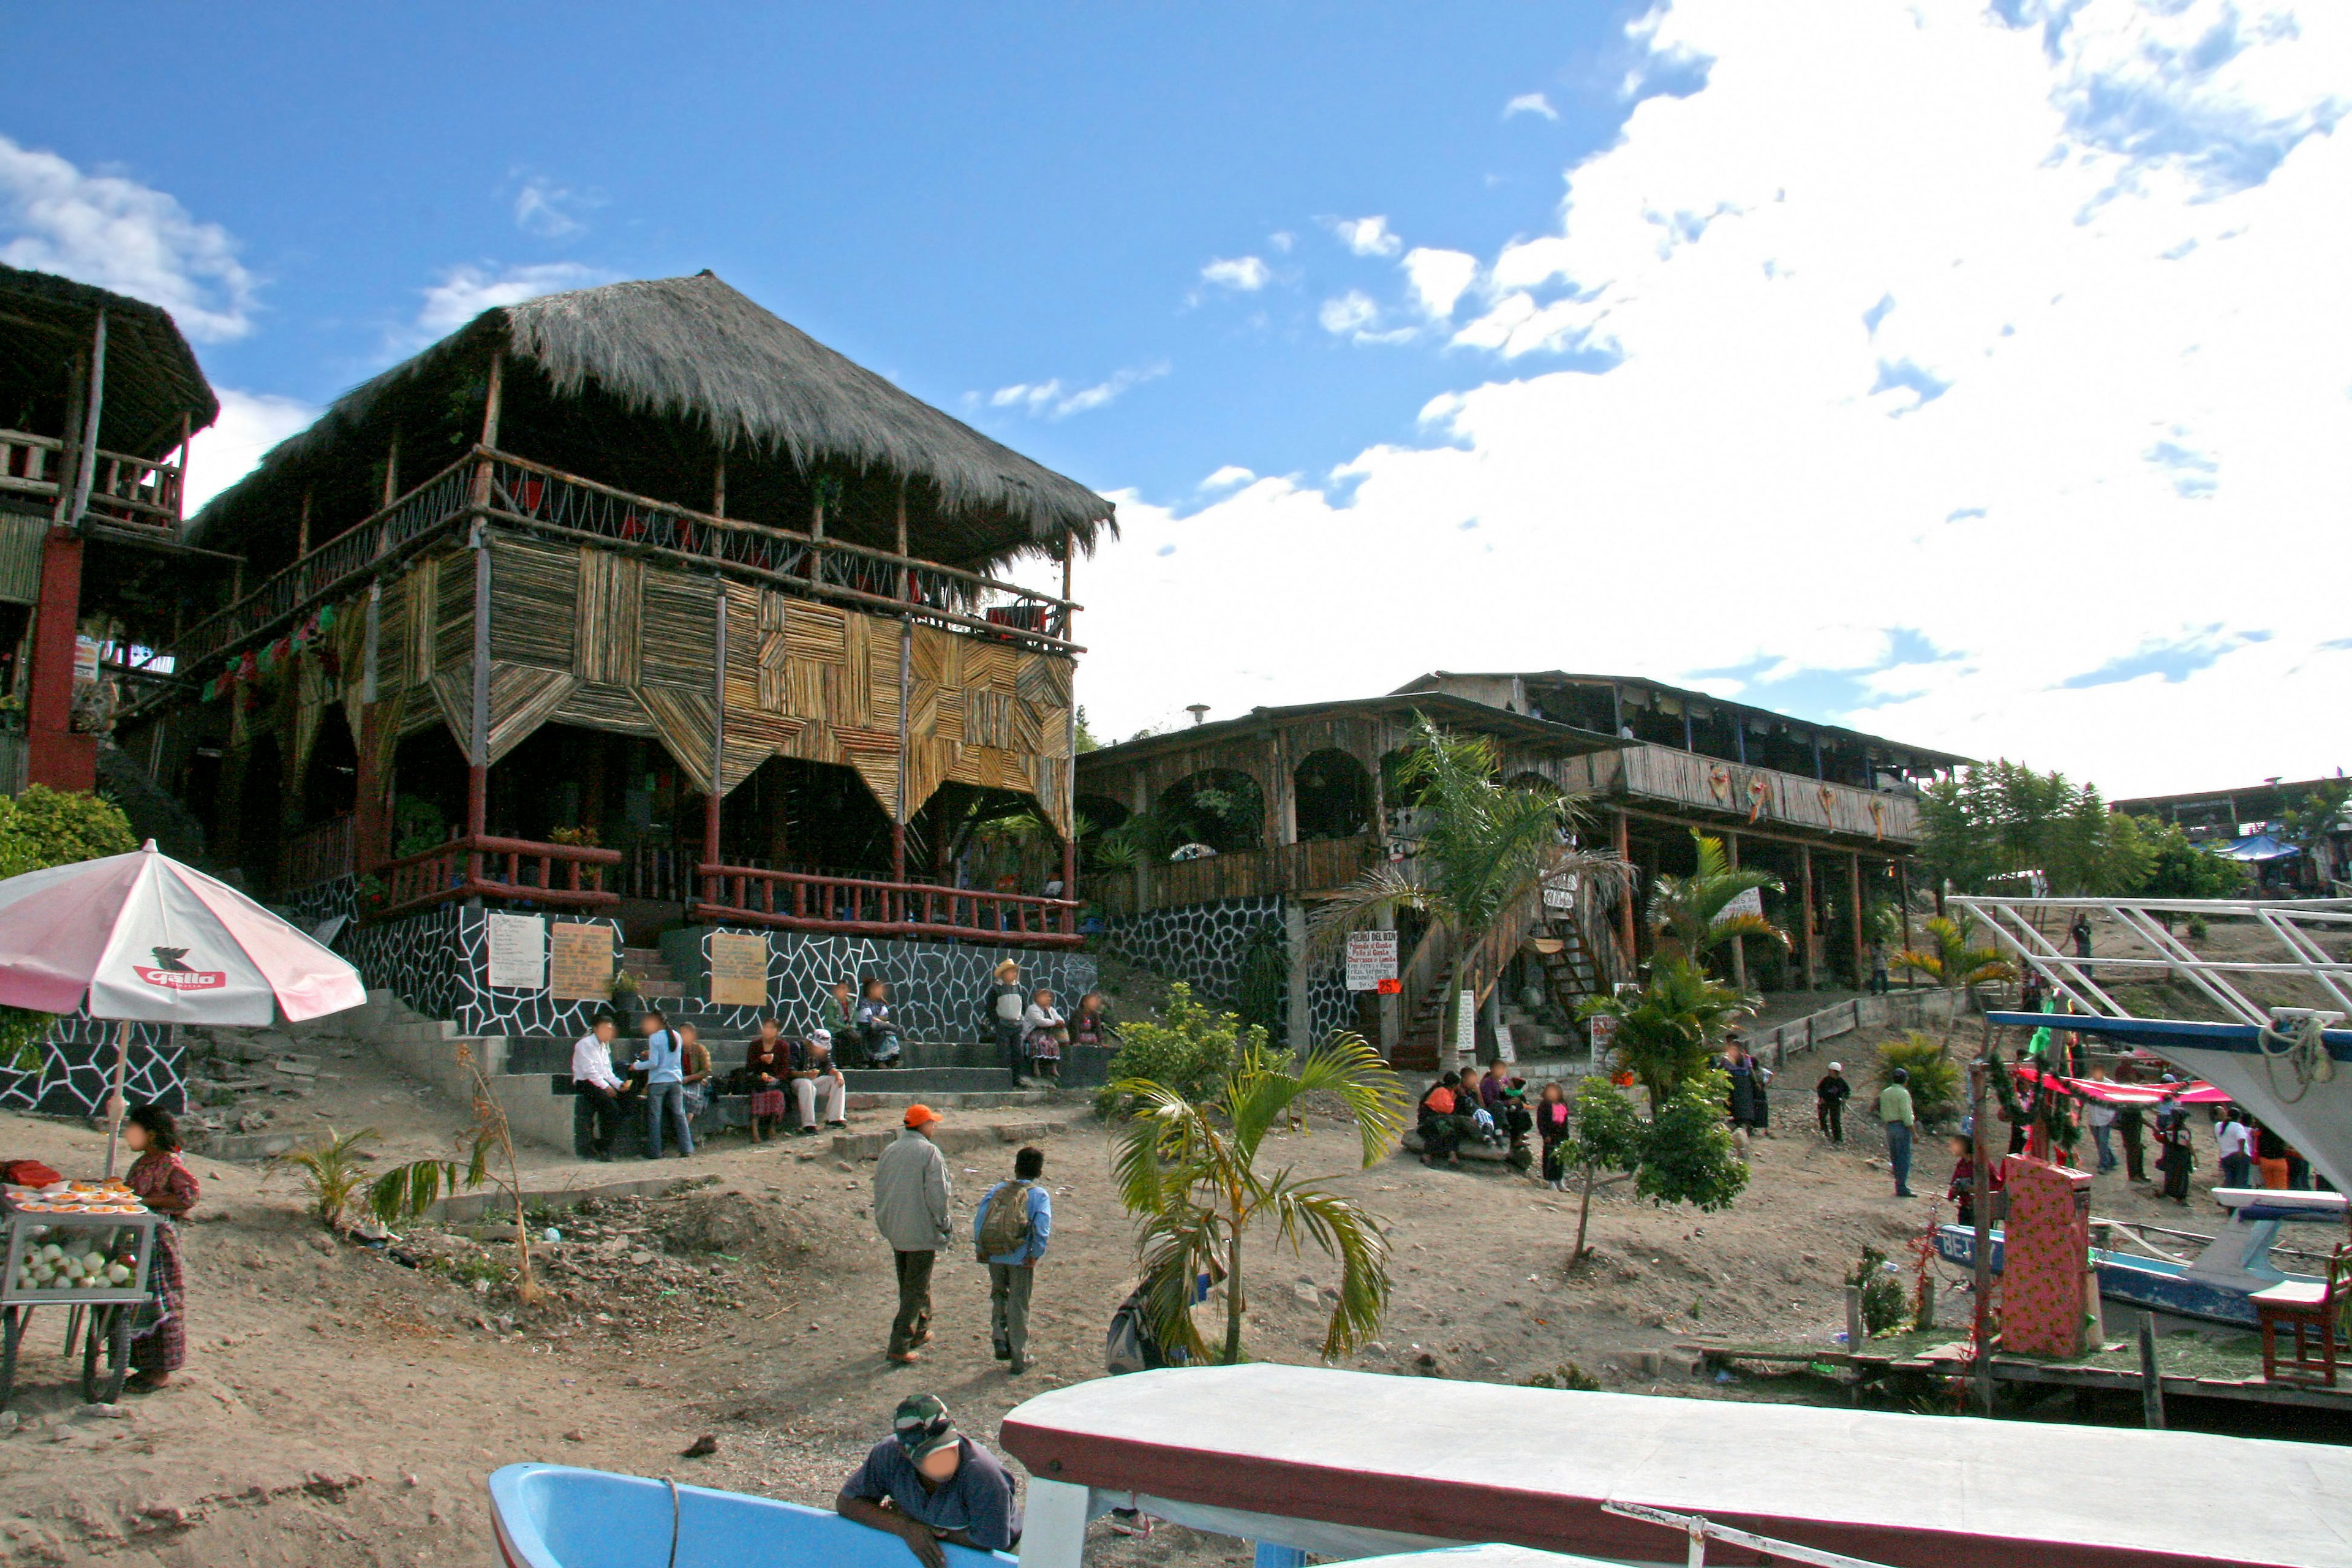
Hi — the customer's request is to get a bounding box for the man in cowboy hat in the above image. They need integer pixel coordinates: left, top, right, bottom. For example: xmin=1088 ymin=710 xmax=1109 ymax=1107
xmin=984 ymin=958 xmax=1027 ymax=1076
xmin=874 ymin=1104 xmax=954 ymax=1363
xmin=837 ymin=1393 xmax=1020 ymax=1566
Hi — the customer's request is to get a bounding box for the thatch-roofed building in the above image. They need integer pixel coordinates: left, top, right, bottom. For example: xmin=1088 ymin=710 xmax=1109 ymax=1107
xmin=124 ymin=272 xmax=1113 ymax=1041
xmin=1 ymin=263 xmax=219 ymax=793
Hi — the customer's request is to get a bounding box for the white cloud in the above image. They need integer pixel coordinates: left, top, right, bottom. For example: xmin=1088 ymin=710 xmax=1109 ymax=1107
xmin=0 ymin=135 xmax=257 ymax=342
xmin=1199 ymin=255 xmax=1272 ymax=292
xmin=1504 ymin=92 xmax=1561 ymax=121
xmin=411 ymin=262 xmax=610 ymax=344
xmin=1330 ymin=216 xmax=1403 ymax=257
xmin=1075 ymin=0 xmax=2352 ymax=796
xmin=184 ymin=390 xmax=318 ymax=513
xmin=1317 ymin=290 xmax=1382 ymax=336
xmin=1200 ymin=466 xmax=1256 ymax=491
xmin=1402 ymin=247 xmax=1480 ymax=318
xmin=512 ymin=175 xmax=598 ymax=239
xmin=986 ymin=363 xmax=1167 ymax=420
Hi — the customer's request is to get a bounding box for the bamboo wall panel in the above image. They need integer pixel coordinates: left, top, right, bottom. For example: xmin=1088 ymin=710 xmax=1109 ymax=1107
xmin=429 ymin=669 xmax=474 ymax=755
xmin=405 ymin=556 xmax=437 ymax=690
xmin=575 ymin=551 xmax=642 ymax=687
xmin=549 ymin=681 xmax=657 ymax=738
xmin=487 ymin=536 xmax=578 ymax=670
xmin=639 ymin=566 xmax=717 ymax=688
xmin=485 ymin=665 xmax=579 ymax=763
xmin=433 ymin=548 xmax=474 ymax=677
xmin=638 ymin=685 xmax=717 ymax=795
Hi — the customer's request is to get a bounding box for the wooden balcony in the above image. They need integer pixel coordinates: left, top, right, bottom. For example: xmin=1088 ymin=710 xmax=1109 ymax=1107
xmin=0 ymin=428 xmax=187 ymax=537
xmin=1091 ymin=833 xmax=1378 ymax=919
xmin=1553 ymin=742 xmax=1921 ymax=845
xmin=371 ymin=835 xmax=623 ymax=922
xmin=168 ymin=446 xmax=1078 ymax=675
xmin=693 ymin=864 xmax=1080 ymax=948
xmin=281 ymin=813 xmax=356 ymax=892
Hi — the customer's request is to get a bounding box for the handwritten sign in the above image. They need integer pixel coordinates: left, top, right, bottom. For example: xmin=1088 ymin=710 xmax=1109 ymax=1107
xmin=1586 ymin=1012 xmax=1618 ymax=1066
xmin=485 ymin=912 xmax=546 ymax=991
xmin=1344 ymin=930 xmax=1399 ymax=992
xmin=1453 ymin=988 xmax=1477 ymax=1063
xmin=708 ymin=931 xmax=769 ymax=1009
xmin=1542 ymin=873 xmax=1578 ymax=911
xmin=549 ymin=922 xmax=613 ymax=1001
xmin=1713 ymin=887 xmax=1763 ymax=924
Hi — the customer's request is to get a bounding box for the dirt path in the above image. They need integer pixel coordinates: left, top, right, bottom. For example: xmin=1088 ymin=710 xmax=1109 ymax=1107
xmin=0 ymin=1023 xmax=2271 ymax=1566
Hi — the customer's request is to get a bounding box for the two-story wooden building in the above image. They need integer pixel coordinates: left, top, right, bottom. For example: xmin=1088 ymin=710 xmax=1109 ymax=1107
xmin=117 ymin=272 xmax=1110 ymax=1042
xmin=1074 ymin=672 xmax=1966 ymax=1065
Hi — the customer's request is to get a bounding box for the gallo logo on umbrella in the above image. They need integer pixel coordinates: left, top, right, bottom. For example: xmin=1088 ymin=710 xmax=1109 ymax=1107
xmin=131 ymin=946 xmax=227 ymax=992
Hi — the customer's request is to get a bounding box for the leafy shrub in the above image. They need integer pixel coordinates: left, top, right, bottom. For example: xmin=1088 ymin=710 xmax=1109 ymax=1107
xmin=1636 ymin=1068 xmax=1751 ymax=1212
xmin=1875 ymin=1031 xmax=1961 ymax=1126
xmin=1096 ymin=982 xmax=1270 ymax=1115
xmin=0 ymin=788 xmax=137 ymax=1070
xmin=266 ymin=1126 xmax=383 ymax=1230
xmin=1849 ymin=1243 xmax=1906 ymax=1338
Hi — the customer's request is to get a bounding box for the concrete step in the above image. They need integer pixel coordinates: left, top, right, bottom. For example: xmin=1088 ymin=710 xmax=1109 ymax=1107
xmin=845 ymin=1090 xmax=1055 ymax=1112
xmin=842 ymin=1066 xmax=1019 ymax=1095
xmin=831 ymin=1120 xmax=1067 ymax=1161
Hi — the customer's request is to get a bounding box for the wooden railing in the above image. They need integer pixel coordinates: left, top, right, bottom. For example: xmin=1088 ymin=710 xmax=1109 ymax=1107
xmin=373 ymin=835 xmax=622 ymax=922
xmin=1556 ymin=743 xmax=1923 ymax=844
xmin=1 ymin=428 xmax=188 ymax=536
xmin=281 ymin=813 xmax=356 ymax=892
xmin=695 ymin=864 xmax=1080 ymax=948
xmin=1094 ymin=833 xmax=1378 ymax=918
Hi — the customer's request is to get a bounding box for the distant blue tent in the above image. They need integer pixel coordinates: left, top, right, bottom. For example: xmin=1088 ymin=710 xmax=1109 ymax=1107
xmin=2215 ymin=832 xmax=2300 ymax=862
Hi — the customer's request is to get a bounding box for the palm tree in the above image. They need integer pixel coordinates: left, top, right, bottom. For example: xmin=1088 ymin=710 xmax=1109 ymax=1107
xmin=1646 ymin=831 xmax=1788 ymax=971
xmin=1309 ymin=717 xmax=1630 ymax=1054
xmin=1577 ymin=957 xmax=1753 ymax=1112
xmin=1112 ymin=1031 xmax=1406 ymax=1365
xmin=1891 ymin=914 xmax=2016 ymax=1046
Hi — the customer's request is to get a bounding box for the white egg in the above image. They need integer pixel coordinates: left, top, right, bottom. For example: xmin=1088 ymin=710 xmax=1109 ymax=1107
xmin=38 ymin=1244 xmax=61 ymax=1262
xmin=80 ymin=1251 xmax=104 ymax=1273
xmin=105 ymin=1264 xmax=130 ymax=1285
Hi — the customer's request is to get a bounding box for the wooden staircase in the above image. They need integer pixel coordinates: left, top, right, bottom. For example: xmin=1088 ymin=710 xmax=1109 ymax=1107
xmin=1392 ymin=888 xmax=1627 ymax=1072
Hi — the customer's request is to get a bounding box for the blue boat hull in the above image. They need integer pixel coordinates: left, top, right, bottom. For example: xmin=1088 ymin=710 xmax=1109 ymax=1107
xmin=489 ymin=1463 xmax=1018 ymax=1568
xmin=1932 ymin=1226 xmax=2277 ymax=1331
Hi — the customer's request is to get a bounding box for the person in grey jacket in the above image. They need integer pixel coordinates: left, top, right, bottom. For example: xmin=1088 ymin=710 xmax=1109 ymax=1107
xmin=874 ymin=1104 xmax=955 ymax=1364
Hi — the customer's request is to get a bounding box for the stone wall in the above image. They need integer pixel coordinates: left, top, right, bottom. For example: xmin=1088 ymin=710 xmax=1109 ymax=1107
xmin=0 ymin=1011 xmax=183 ymax=1118
xmin=1095 ymin=894 xmax=1351 ymax=1049
xmin=658 ymin=926 xmax=1098 ymax=1041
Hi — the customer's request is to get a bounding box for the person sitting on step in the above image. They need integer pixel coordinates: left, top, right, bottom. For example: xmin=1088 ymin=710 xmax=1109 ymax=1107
xmin=857 ymin=978 xmax=905 ymax=1067
xmin=791 ymin=1031 xmax=848 ymax=1133
xmin=1021 ymin=987 xmax=1067 ymax=1085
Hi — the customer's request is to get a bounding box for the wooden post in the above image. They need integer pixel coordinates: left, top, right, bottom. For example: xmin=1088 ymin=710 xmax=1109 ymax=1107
xmin=1811 ymin=731 xmax=1825 ymax=780
xmin=712 ymin=453 xmax=727 ymax=519
xmin=1850 ymin=850 xmax=1867 ymax=990
xmin=809 ymin=477 xmax=825 ymax=583
xmin=1060 ymin=538 xmax=1077 ymax=908
xmin=385 ymin=424 xmax=402 ymax=507
xmin=1725 ymin=830 xmax=1747 ymax=993
xmin=1733 ymin=712 xmax=1747 ymax=764
xmin=1897 ymin=859 xmax=1916 ymax=964
xmin=2137 ymin=1314 xmax=2165 ymax=1430
xmin=1613 ymin=810 xmax=1637 ymax=971
xmin=355 ymin=580 xmax=385 ymax=873
xmin=1845 ymin=1285 xmax=1865 ymax=1352
xmin=297 ymin=487 xmax=312 ymax=557
xmin=464 ymin=353 xmax=503 ymax=883
xmin=895 ymin=480 xmax=910 ymax=603
xmin=892 ymin=614 xmax=909 ymax=889
xmin=1798 ymin=845 xmax=1818 ymax=990
xmin=705 ymin=585 xmax=726 ymax=907
xmin=1970 ymin=1048 xmax=1996 ymax=1415
xmin=70 ymin=309 xmax=106 ymax=526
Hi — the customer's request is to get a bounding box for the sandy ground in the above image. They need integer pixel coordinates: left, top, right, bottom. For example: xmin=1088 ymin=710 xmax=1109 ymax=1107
xmin=0 ymin=1007 xmax=2301 ymax=1567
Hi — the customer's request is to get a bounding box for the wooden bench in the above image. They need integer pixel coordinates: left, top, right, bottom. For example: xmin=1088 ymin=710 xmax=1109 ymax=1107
xmin=999 ymin=1363 xmax=2352 ymax=1568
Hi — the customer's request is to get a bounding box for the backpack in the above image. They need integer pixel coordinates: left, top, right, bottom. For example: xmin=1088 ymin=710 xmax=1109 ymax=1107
xmin=978 ymin=1180 xmax=1035 ymax=1257
xmin=1106 ymin=1285 xmax=1173 ymax=1375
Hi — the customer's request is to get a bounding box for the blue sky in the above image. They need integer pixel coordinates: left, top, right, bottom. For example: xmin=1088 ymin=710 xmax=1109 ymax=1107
xmin=5 ymin=1 xmax=2348 ymax=795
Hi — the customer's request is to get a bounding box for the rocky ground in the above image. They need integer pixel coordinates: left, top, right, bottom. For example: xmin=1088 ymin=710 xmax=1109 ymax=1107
xmin=0 ymin=1002 xmax=2304 ymax=1566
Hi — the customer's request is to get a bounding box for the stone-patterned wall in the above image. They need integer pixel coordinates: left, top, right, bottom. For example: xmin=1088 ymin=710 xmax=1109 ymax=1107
xmin=663 ymin=926 xmax=1098 ymax=1041
xmin=0 ymin=1010 xmax=183 ymax=1118
xmin=285 ymin=875 xmax=359 ymax=929
xmin=1095 ymin=895 xmax=1349 ymax=1049
xmin=347 ymin=905 xmax=625 ymax=1040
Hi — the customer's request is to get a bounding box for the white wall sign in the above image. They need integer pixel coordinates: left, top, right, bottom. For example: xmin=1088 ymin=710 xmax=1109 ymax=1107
xmin=1714 ymin=887 xmax=1764 ymax=924
xmin=1344 ymin=930 xmax=1399 ymax=992
xmin=485 ymin=912 xmax=547 ymax=991
xmin=1587 ymin=1012 xmax=1619 ymax=1067
xmin=1453 ymin=988 xmax=1477 ymax=1062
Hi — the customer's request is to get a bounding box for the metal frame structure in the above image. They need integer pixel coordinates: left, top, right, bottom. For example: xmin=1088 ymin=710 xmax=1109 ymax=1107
xmin=1948 ymin=894 xmax=2352 ymax=1027
xmin=1600 ymin=1501 xmax=1894 ymax=1568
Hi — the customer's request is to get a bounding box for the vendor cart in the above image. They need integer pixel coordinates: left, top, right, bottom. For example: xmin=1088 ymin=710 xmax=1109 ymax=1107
xmin=0 ymin=1191 xmax=161 ymax=1406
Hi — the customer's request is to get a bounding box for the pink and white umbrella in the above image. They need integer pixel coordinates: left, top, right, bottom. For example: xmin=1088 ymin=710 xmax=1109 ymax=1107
xmin=0 ymin=840 xmax=366 ymax=1171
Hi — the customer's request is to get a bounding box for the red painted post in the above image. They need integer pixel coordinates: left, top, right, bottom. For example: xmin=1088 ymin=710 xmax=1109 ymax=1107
xmin=25 ymin=530 xmax=92 ymax=790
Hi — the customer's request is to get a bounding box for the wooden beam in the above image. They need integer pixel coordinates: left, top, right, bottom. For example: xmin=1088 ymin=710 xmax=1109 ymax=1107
xmin=1061 ymin=535 xmax=1077 ymax=903
xmin=1613 ymin=809 xmax=1638 ymax=971
xmin=1799 ymin=845 xmax=1818 ymax=991
xmin=706 ymin=586 xmax=726 ymax=902
xmin=1725 ymin=829 xmax=1747 ymax=993
xmin=1850 ymin=850 xmax=1867 ymax=991
xmin=383 ymin=424 xmax=401 ymax=509
xmin=69 ymin=308 xmax=105 ymax=526
xmin=712 ymin=453 xmax=727 ymax=520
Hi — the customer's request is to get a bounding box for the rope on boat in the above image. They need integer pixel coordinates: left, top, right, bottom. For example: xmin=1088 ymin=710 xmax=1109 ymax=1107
xmin=2257 ymin=1012 xmax=2335 ymax=1104
xmin=2097 ymin=1223 xmax=2193 ymax=1266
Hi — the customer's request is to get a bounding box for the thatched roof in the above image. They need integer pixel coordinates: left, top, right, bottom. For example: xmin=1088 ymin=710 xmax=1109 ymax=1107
xmin=189 ymin=271 xmax=1115 ymax=571
xmin=0 ymin=263 xmax=219 ymax=458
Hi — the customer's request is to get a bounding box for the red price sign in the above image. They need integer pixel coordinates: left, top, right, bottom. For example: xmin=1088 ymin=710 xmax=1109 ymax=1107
xmin=1376 ymin=978 xmax=1401 ymax=995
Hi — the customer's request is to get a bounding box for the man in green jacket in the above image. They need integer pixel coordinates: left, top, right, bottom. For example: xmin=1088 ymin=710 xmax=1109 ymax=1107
xmin=1879 ymin=1068 xmax=1916 ymax=1197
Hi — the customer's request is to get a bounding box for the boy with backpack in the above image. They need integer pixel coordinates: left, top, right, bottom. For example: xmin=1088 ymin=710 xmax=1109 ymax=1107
xmin=972 ymin=1147 xmax=1052 ymax=1376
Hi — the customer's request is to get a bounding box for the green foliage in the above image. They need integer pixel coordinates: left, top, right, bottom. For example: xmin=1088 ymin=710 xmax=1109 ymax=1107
xmin=1875 ymin=1032 xmax=1961 ymax=1125
xmin=1918 ymin=761 xmax=2152 ymax=897
xmin=1578 ymin=957 xmax=1754 ymax=1111
xmin=0 ymin=788 xmax=137 ymax=1072
xmin=2280 ymin=779 xmax=2352 ymax=858
xmin=2137 ymin=819 xmax=2245 ymax=900
xmin=1097 ymin=982 xmax=1271 ymax=1114
xmin=1111 ymin=1031 xmax=1406 ymax=1364
xmin=1562 ymin=1071 xmax=1747 ymax=1263
xmin=1156 ymin=773 xmax=1264 ymax=855
xmin=1849 ymin=1243 xmax=1906 ymax=1338
xmin=1073 ymin=705 xmax=1101 ymax=754
xmin=1646 ymin=831 xmax=1789 ymax=970
xmin=267 ymin=1126 xmax=383 ymax=1230
xmin=1891 ymin=914 xmax=2015 ymax=1046
xmin=393 ymin=794 xmax=447 ymax=858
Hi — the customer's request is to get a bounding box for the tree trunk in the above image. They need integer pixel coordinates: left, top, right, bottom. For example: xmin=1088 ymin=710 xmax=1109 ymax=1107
xmin=1221 ymin=1220 xmax=1245 ymax=1364
xmin=1572 ymin=1167 xmax=1597 ymax=1267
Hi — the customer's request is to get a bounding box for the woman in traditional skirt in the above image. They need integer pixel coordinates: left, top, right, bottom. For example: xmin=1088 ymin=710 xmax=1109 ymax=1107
xmin=741 ymin=1019 xmax=791 ymax=1142
xmin=122 ymin=1104 xmax=198 ymax=1391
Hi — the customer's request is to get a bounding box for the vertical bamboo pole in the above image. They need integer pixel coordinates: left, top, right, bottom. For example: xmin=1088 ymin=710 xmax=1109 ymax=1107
xmin=1060 ymin=539 xmax=1077 ymax=914
xmin=464 ymin=353 xmax=503 ymax=883
xmin=893 ymin=480 xmax=911 ymax=891
xmin=1897 ymin=860 xmax=1916 ymax=984
xmin=297 ymin=487 xmax=312 ymax=557
xmin=356 ymin=579 xmax=385 ymax=873
xmin=1613 ymin=810 xmax=1637 ymax=972
xmin=1850 ymin=851 xmax=1867 ymax=990
xmin=1799 ymin=844 xmax=1818 ymax=990
xmin=385 ymin=424 xmax=402 ymax=507
xmin=704 ymin=585 xmax=726 ymax=911
xmin=70 ymin=309 xmax=106 ymax=525
xmin=172 ymin=411 xmax=192 ymax=531
xmin=1970 ymin=1043 xmax=1996 ymax=1415
xmin=712 ymin=453 xmax=727 ymax=519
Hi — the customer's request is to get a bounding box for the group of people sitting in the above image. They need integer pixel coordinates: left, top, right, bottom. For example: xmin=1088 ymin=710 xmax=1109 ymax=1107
xmin=982 ymin=959 xmax=1114 ymax=1085
xmin=569 ymin=1008 xmax=851 ymax=1159
xmin=1417 ymin=1066 xmax=1555 ymax=1175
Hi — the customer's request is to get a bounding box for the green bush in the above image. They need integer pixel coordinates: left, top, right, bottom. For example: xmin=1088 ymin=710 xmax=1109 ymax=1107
xmin=1849 ymin=1243 xmax=1906 ymax=1338
xmin=1095 ymin=982 xmax=1270 ymax=1115
xmin=0 ymin=788 xmax=137 ymax=1072
xmin=1875 ymin=1031 xmax=1961 ymax=1126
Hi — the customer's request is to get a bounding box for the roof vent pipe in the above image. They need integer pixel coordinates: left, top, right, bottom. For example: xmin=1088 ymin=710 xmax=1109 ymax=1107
xmin=1186 ymin=704 xmax=1210 ymax=726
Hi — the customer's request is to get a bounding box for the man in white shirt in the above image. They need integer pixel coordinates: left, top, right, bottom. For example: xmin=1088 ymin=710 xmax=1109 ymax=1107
xmin=791 ymin=1032 xmax=849 ymax=1133
xmin=570 ymin=1015 xmax=628 ymax=1161
xmin=2214 ymin=1110 xmax=2253 ymax=1189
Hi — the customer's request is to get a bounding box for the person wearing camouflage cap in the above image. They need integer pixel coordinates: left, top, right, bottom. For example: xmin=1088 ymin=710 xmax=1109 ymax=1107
xmin=836 ymin=1393 xmax=1020 ymax=1566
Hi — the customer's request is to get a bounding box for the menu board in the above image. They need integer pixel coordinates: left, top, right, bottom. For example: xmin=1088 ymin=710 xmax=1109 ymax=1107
xmin=550 ymin=922 xmax=614 ymax=1001
xmin=708 ymin=931 xmax=770 ymax=1009
xmin=485 ymin=912 xmax=546 ymax=991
